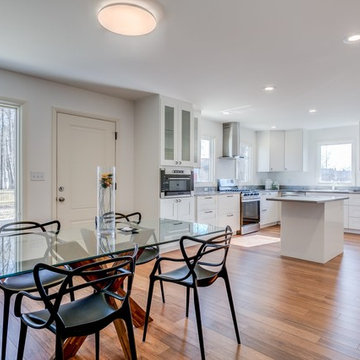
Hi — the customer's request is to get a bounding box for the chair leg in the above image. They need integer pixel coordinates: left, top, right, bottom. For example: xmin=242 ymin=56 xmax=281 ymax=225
xmin=223 ymin=271 xmax=241 ymax=344
xmin=124 ymin=304 xmax=137 ymax=360
xmin=16 ymin=321 xmax=27 ymax=360
xmin=1 ymin=291 xmax=12 ymax=360
xmin=157 ymin=263 xmax=165 ymax=303
xmin=95 ymin=331 xmax=100 ymax=360
xmin=186 ymin=287 xmax=190 ymax=317
xmin=68 ymin=278 xmax=75 ymax=302
xmin=142 ymin=278 xmax=155 ymax=342
xmin=55 ymin=333 xmax=64 ymax=360
xmin=193 ymin=286 xmax=206 ymax=360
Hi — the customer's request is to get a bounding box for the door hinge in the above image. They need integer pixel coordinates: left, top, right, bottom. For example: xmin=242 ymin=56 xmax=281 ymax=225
xmin=115 ymin=131 xmax=118 ymax=140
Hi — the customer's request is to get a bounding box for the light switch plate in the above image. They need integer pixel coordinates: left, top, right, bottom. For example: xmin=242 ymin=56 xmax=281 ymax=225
xmin=30 ymin=171 xmax=45 ymax=181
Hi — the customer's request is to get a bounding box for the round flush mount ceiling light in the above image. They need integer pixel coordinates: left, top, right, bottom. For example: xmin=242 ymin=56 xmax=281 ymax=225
xmin=343 ymin=34 xmax=360 ymax=44
xmin=98 ymin=2 xmax=157 ymax=36
xmin=263 ymin=85 xmax=276 ymax=92
xmin=309 ymin=109 xmax=317 ymax=113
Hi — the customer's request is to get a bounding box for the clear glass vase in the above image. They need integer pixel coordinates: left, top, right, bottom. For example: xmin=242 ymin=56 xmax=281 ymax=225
xmin=97 ymin=166 xmax=116 ymax=234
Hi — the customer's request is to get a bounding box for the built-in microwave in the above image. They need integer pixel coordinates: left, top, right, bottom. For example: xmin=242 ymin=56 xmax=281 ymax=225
xmin=160 ymin=168 xmax=194 ymax=198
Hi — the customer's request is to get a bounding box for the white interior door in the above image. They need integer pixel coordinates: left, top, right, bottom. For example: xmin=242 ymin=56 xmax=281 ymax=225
xmin=56 ymin=112 xmax=116 ymax=228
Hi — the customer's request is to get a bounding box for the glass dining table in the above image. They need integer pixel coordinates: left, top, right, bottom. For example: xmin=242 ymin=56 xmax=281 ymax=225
xmin=0 ymin=218 xmax=225 ymax=359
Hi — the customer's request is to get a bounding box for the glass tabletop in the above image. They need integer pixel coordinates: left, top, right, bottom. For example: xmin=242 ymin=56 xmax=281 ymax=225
xmin=0 ymin=218 xmax=224 ymax=279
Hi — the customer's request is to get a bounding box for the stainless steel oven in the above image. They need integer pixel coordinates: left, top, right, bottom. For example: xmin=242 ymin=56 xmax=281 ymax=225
xmin=240 ymin=191 xmax=260 ymax=234
xmin=160 ymin=168 xmax=194 ymax=198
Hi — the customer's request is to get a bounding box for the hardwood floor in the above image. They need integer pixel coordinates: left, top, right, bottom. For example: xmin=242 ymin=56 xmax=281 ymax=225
xmin=2 ymin=225 xmax=360 ymax=359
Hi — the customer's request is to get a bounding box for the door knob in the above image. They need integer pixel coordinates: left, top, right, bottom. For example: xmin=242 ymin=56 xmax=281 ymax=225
xmin=58 ymin=197 xmax=65 ymax=202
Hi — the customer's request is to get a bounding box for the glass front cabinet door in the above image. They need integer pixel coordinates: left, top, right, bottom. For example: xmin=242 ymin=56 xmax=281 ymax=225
xmin=161 ymin=99 xmax=178 ymax=166
xmin=160 ymin=97 xmax=195 ymax=167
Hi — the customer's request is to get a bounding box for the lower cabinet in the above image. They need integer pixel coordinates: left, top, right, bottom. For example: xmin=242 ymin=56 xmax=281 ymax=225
xmin=196 ymin=194 xmax=240 ymax=232
xmin=217 ymin=194 xmax=240 ymax=233
xmin=160 ymin=197 xmax=195 ymax=222
xmin=260 ymin=191 xmax=280 ymax=226
xmin=196 ymin=195 xmax=217 ymax=226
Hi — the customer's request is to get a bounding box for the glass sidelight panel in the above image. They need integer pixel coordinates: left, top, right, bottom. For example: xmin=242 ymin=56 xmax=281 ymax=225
xmin=0 ymin=104 xmax=19 ymax=225
xmin=181 ymin=110 xmax=191 ymax=161
xmin=164 ymin=106 xmax=175 ymax=161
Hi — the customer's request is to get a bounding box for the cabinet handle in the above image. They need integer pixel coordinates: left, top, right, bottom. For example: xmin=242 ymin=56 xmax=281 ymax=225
xmin=226 ymin=195 xmax=233 ymax=198
xmin=205 ymin=197 xmax=213 ymax=199
xmin=227 ymin=214 xmax=234 ymax=217
xmin=262 ymin=209 xmax=267 ymax=212
xmin=204 ymin=211 xmax=213 ymax=214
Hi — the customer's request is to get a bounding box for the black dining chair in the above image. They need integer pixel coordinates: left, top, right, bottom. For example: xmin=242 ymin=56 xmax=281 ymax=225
xmin=14 ymin=247 xmax=138 ymax=360
xmin=0 ymin=220 xmax=73 ymax=360
xmin=142 ymin=226 xmax=240 ymax=360
xmin=96 ymin=211 xmax=165 ymax=303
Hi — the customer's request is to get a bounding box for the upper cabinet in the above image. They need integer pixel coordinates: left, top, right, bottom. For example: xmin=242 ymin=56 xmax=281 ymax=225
xmin=161 ymin=96 xmax=198 ymax=167
xmin=257 ymin=130 xmax=307 ymax=172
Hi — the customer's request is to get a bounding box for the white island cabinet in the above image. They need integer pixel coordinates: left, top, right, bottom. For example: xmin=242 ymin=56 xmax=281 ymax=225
xmin=267 ymin=195 xmax=348 ymax=264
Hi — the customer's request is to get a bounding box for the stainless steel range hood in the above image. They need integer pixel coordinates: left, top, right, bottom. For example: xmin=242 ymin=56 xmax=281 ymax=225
xmin=220 ymin=122 xmax=241 ymax=159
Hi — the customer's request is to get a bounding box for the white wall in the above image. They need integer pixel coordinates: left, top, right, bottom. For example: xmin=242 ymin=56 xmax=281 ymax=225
xmin=259 ymin=125 xmax=359 ymax=187
xmin=198 ymin=118 xmax=261 ymax=185
xmin=0 ymin=69 xmax=135 ymax=221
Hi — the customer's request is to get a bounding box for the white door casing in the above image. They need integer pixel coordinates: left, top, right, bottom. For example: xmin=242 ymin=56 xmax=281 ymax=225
xmin=56 ymin=112 xmax=116 ymax=228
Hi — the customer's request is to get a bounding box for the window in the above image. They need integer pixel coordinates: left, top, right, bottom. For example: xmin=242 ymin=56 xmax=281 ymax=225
xmin=194 ymin=137 xmax=215 ymax=183
xmin=319 ymin=142 xmax=353 ymax=184
xmin=0 ymin=104 xmax=19 ymax=225
xmin=237 ymin=143 xmax=252 ymax=184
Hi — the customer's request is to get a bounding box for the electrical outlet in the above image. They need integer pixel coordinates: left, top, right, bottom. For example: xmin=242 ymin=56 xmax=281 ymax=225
xmin=30 ymin=171 xmax=45 ymax=181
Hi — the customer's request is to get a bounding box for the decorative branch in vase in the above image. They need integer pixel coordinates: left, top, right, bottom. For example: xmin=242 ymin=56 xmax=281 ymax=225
xmin=97 ymin=166 xmax=116 ymax=234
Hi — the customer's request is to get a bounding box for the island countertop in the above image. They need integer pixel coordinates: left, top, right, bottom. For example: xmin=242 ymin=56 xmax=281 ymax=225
xmin=266 ymin=195 xmax=349 ymax=203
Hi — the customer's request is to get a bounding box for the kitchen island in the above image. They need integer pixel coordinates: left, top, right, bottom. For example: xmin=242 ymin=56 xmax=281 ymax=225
xmin=267 ymin=195 xmax=348 ymax=263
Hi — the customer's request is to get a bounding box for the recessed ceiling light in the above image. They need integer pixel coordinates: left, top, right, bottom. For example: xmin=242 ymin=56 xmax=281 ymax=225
xmin=264 ymin=85 xmax=276 ymax=92
xmin=98 ymin=2 xmax=157 ymax=36
xmin=271 ymin=125 xmax=277 ymax=129
xmin=309 ymin=109 xmax=317 ymax=113
xmin=222 ymin=111 xmax=230 ymax=115
xmin=344 ymin=34 xmax=360 ymax=44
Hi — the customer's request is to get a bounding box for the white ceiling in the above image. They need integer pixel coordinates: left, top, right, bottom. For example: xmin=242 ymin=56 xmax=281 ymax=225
xmin=0 ymin=0 xmax=360 ymax=130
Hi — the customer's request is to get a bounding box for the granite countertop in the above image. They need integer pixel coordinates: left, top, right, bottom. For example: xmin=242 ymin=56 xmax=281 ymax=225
xmin=267 ymin=195 xmax=349 ymax=203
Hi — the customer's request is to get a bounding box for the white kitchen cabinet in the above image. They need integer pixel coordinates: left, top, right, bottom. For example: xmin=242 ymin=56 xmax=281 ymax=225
xmin=161 ymin=97 xmax=194 ymax=167
xmin=257 ymin=131 xmax=285 ymax=172
xmin=284 ymin=130 xmax=308 ymax=171
xmin=257 ymin=129 xmax=307 ymax=172
xmin=193 ymin=111 xmax=201 ymax=168
xmin=196 ymin=195 xmax=217 ymax=226
xmin=160 ymin=197 xmax=195 ymax=222
xmin=260 ymin=191 xmax=280 ymax=226
xmin=217 ymin=194 xmax=240 ymax=232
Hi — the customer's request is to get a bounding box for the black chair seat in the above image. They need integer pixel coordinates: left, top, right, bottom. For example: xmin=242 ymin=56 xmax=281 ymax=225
xmin=24 ymin=293 xmax=116 ymax=335
xmin=136 ymin=247 xmax=158 ymax=265
xmin=1 ymin=270 xmax=65 ymax=292
xmin=157 ymin=264 xmax=218 ymax=286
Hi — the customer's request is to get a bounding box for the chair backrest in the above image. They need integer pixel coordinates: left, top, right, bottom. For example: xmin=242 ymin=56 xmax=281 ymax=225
xmin=179 ymin=226 xmax=233 ymax=281
xmin=115 ymin=212 xmax=142 ymax=224
xmin=0 ymin=220 xmax=61 ymax=235
xmin=30 ymin=245 xmax=138 ymax=330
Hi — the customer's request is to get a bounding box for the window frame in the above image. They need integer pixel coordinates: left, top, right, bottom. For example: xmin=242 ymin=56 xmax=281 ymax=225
xmin=236 ymin=141 xmax=253 ymax=185
xmin=195 ymin=136 xmax=216 ymax=186
xmin=0 ymin=100 xmax=22 ymax=222
xmin=316 ymin=139 xmax=355 ymax=185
